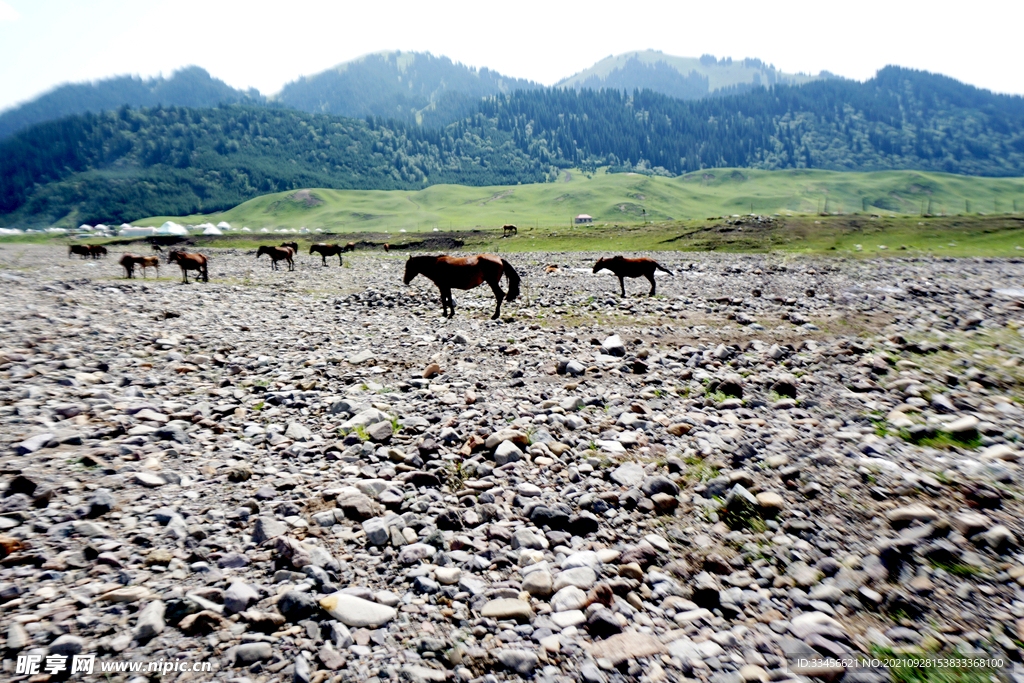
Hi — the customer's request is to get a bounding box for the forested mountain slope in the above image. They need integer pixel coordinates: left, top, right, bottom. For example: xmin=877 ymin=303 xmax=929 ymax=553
xmin=0 ymin=67 xmax=261 ymax=140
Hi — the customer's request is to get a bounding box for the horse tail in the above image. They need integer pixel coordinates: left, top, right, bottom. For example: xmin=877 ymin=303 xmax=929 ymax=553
xmin=501 ymin=259 xmax=521 ymax=301
xmin=655 ymin=261 xmax=673 ymax=275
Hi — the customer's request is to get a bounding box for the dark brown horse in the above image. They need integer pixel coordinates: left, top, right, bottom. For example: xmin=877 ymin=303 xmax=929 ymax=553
xmin=168 ymin=250 xmax=209 ymax=283
xmin=257 ymin=245 xmax=294 ymax=271
xmin=309 ymin=243 xmax=344 ymax=266
xmin=280 ymin=241 xmax=299 ymax=253
xmin=120 ymin=253 xmax=139 ymax=278
xmin=593 ymin=256 xmax=673 ymax=297
xmin=120 ymin=254 xmax=159 ymax=279
xmin=88 ymin=244 xmax=107 ymax=259
xmin=502 ymin=224 xmax=517 ymax=237
xmin=342 ymin=242 xmax=356 ymax=253
xmin=383 ymin=243 xmax=390 ymax=252
xmin=404 ymin=254 xmax=521 ymax=320
xmin=151 ymin=244 xmax=163 ymax=253
xmin=69 ymin=245 xmax=92 ymax=259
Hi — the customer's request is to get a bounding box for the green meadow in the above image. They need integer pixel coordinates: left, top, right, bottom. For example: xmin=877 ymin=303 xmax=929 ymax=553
xmin=139 ymin=168 xmax=1024 ymax=236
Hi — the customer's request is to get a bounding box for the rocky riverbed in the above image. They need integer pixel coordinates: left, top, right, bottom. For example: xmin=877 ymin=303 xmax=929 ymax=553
xmin=2 ymin=244 xmax=1024 ymax=683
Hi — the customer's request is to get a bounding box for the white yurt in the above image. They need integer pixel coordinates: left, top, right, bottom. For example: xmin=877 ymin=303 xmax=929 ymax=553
xmin=78 ymin=224 xmax=93 ymax=231
xmin=157 ymin=221 xmax=188 ymax=236
xmin=240 ymin=227 xmax=251 ymax=233
xmin=259 ymin=228 xmax=270 ymax=233
xmin=120 ymin=226 xmax=157 ymax=237
xmin=202 ymin=226 xmax=223 ymax=235
xmin=46 ymin=227 xmax=68 ymax=234
xmin=0 ymin=228 xmax=24 ymax=235
xmin=217 ymin=221 xmax=231 ymax=230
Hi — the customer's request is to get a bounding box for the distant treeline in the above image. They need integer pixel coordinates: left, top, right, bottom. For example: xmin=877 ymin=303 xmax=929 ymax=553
xmin=2 ymin=66 xmax=1023 ymax=226
xmin=0 ymin=105 xmax=549 ymax=225
xmin=484 ymin=66 xmax=1024 ymax=177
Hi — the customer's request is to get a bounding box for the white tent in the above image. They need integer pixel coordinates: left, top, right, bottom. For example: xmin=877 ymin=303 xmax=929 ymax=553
xmin=196 ymin=222 xmax=216 ymax=230
xmin=240 ymin=227 xmax=251 ymax=233
xmin=120 ymin=226 xmax=157 ymax=237
xmin=217 ymin=221 xmax=231 ymax=229
xmin=94 ymin=224 xmax=108 ymax=231
xmin=0 ymin=228 xmax=24 ymax=235
xmin=46 ymin=227 xmax=68 ymax=234
xmin=259 ymin=228 xmax=270 ymax=233
xmin=202 ymin=226 xmax=223 ymax=235
xmin=157 ymin=221 xmax=188 ymax=236
xmin=78 ymin=224 xmax=93 ymax=231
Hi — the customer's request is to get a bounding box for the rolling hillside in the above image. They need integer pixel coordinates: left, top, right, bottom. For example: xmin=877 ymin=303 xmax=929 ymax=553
xmin=139 ymin=169 xmax=1024 ymax=233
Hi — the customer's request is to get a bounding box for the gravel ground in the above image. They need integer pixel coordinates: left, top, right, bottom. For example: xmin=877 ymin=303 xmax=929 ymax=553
xmin=2 ymin=244 xmax=1024 ymax=683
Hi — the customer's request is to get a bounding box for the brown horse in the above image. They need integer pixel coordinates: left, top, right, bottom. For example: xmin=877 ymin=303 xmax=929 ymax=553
xmin=69 ymin=245 xmax=92 ymax=259
xmin=502 ymin=224 xmax=517 ymax=237
xmin=168 ymin=250 xmax=209 ymax=283
xmin=383 ymin=243 xmax=390 ymax=252
xmin=151 ymin=244 xmax=163 ymax=253
xmin=257 ymin=245 xmax=294 ymax=271
xmin=404 ymin=254 xmax=521 ymax=320
xmin=88 ymin=245 xmax=107 ymax=259
xmin=593 ymin=256 xmax=673 ymax=297
xmin=342 ymin=242 xmax=356 ymax=253
xmin=120 ymin=254 xmax=139 ymax=278
xmin=120 ymin=254 xmax=159 ymax=279
xmin=309 ymin=243 xmax=344 ymax=266
xmin=280 ymin=241 xmax=299 ymax=253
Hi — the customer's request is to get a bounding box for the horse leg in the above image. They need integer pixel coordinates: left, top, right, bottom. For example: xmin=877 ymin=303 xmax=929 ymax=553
xmin=440 ymin=288 xmax=455 ymax=318
xmin=488 ymin=278 xmax=505 ymax=320
xmin=646 ymin=273 xmax=656 ymax=297
xmin=618 ymin=276 xmax=626 ymax=297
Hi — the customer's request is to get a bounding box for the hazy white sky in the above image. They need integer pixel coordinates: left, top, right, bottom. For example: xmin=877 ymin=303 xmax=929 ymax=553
xmin=1 ymin=0 xmax=1021 ymax=113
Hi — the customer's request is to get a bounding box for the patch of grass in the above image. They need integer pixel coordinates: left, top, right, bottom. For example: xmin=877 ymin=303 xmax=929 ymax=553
xmin=928 ymin=559 xmax=984 ymax=577
xmin=683 ymin=455 xmax=720 ymax=482
xmin=910 ymin=431 xmax=983 ymax=450
xmin=442 ymin=461 xmax=465 ymax=491
xmin=868 ymin=645 xmax=998 ymax=683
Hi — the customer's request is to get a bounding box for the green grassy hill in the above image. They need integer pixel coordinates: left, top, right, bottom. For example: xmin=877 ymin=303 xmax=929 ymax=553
xmin=140 ymin=168 xmax=1024 ymax=233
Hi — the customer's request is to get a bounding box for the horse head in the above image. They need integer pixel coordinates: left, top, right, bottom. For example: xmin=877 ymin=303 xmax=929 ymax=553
xmin=255 ymin=246 xmax=269 ymax=259
xmin=593 ymin=258 xmax=608 ymax=273
xmin=403 ymin=256 xmax=424 ymax=285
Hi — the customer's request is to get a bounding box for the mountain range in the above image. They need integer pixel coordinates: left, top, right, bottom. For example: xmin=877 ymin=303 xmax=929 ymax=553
xmin=0 ymin=50 xmax=832 ymax=139
xmin=1 ymin=52 xmax=1022 ymax=228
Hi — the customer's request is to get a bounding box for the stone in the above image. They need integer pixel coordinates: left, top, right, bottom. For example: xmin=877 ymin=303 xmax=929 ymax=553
xmin=134 ymin=600 xmax=166 ymax=640
xmin=550 ymin=586 xmax=588 ymax=612
xmin=586 ymin=631 xmax=666 ymax=666
xmin=320 ymin=593 xmax=397 ymax=627
xmin=480 ymin=598 xmax=533 ymax=621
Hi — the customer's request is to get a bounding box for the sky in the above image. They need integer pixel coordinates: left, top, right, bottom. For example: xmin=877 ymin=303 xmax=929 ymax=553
xmin=1 ymin=0 xmax=1022 ymax=114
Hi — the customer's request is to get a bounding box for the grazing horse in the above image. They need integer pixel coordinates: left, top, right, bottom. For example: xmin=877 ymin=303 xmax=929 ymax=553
xmin=69 ymin=244 xmax=92 ymax=259
xmin=342 ymin=242 xmax=356 ymax=253
xmin=593 ymin=256 xmax=673 ymax=297
xmin=88 ymin=245 xmax=107 ymax=259
xmin=383 ymin=243 xmax=390 ymax=252
xmin=168 ymin=250 xmax=209 ymax=283
xmin=404 ymin=254 xmax=521 ymax=320
xmin=151 ymin=244 xmax=163 ymax=253
xmin=502 ymin=224 xmax=517 ymax=237
xmin=120 ymin=254 xmax=159 ymax=279
xmin=309 ymin=243 xmax=344 ymax=266
xmin=120 ymin=254 xmax=139 ymax=278
xmin=256 ymin=245 xmax=295 ymax=271
xmin=280 ymin=241 xmax=299 ymax=253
